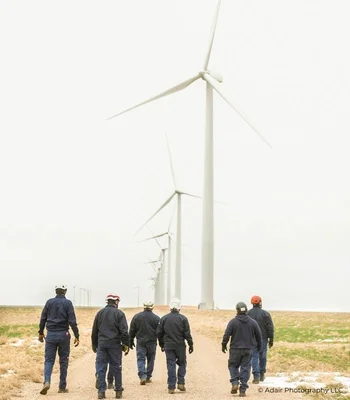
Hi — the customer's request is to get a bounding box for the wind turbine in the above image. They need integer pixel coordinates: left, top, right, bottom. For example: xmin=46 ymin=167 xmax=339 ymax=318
xmin=145 ymin=258 xmax=162 ymax=305
xmin=136 ymin=134 xmax=198 ymax=301
xmin=109 ymin=1 xmax=271 ymax=309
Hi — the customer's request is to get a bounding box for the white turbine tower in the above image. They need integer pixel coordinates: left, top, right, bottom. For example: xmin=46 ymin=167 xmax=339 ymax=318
xmin=109 ymin=1 xmax=271 ymax=309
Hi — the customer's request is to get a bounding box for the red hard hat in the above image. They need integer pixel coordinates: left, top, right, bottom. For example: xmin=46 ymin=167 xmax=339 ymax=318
xmin=251 ymin=295 xmax=262 ymax=305
xmin=105 ymin=294 xmax=120 ymax=302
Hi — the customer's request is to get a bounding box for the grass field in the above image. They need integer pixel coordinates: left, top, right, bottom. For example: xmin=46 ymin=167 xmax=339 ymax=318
xmin=0 ymin=306 xmax=349 ymax=400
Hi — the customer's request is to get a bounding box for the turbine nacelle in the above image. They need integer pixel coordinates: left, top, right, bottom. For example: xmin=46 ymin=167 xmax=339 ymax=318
xmin=200 ymin=69 xmax=223 ymax=83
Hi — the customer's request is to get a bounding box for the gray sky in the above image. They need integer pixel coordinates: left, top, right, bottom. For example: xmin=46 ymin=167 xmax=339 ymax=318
xmin=1 ymin=0 xmax=349 ymax=311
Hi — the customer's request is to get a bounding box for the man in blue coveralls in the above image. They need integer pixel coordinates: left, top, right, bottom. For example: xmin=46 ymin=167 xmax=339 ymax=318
xmin=221 ymin=301 xmax=262 ymax=397
xmin=38 ymin=284 xmax=80 ymax=395
xmin=129 ymin=300 xmax=160 ymax=384
xmin=91 ymin=294 xmax=130 ymax=399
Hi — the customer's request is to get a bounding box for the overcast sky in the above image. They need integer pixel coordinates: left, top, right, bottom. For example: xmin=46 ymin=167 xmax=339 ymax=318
xmin=1 ymin=0 xmax=349 ymax=311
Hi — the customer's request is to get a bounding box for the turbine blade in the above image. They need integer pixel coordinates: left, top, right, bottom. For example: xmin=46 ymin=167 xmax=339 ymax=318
xmin=203 ymin=0 xmax=222 ymax=70
xmin=134 ymin=193 xmax=177 ymax=235
xmin=140 ymin=232 xmax=168 ymax=242
xmin=108 ymin=74 xmax=201 ymax=120
xmin=165 ymin=133 xmax=177 ymax=188
xmin=180 ymin=191 xmax=202 ymax=199
xmin=203 ymin=73 xmax=272 ymax=149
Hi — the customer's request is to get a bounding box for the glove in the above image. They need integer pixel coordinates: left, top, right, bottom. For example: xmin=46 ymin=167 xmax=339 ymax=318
xmin=161 ymin=347 xmax=165 ymax=352
xmin=122 ymin=344 xmax=129 ymax=356
xmin=268 ymin=339 xmax=273 ymax=348
xmin=222 ymin=344 xmax=227 ymax=354
xmin=189 ymin=344 xmax=194 ymax=354
xmin=130 ymin=340 xmax=135 ymax=350
xmin=38 ymin=334 xmax=45 ymax=343
xmin=92 ymin=346 xmax=97 ymax=353
xmin=74 ymin=337 xmax=80 ymax=347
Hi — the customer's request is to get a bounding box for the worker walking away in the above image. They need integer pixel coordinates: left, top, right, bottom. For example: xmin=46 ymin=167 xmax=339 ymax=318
xmin=157 ymin=298 xmax=194 ymax=394
xmin=222 ymin=302 xmax=262 ymax=397
xmin=247 ymin=295 xmax=274 ymax=383
xmin=91 ymin=294 xmax=130 ymax=399
xmin=129 ymin=301 xmax=160 ymax=384
xmin=38 ymin=284 xmax=80 ymax=395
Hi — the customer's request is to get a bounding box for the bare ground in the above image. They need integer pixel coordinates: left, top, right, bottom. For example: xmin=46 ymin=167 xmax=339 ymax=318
xmin=16 ymin=331 xmax=302 ymax=400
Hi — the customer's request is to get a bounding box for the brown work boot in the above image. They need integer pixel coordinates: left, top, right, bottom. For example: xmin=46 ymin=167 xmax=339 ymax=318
xmin=239 ymin=392 xmax=246 ymax=397
xmin=177 ymin=384 xmax=186 ymax=391
xmin=168 ymin=388 xmax=175 ymax=394
xmin=107 ymin=383 xmax=114 ymax=389
xmin=231 ymin=384 xmax=239 ymax=394
xmin=40 ymin=382 xmax=50 ymax=395
xmin=58 ymin=388 xmax=69 ymax=393
xmin=115 ymin=390 xmax=123 ymax=399
xmin=140 ymin=378 xmax=146 ymax=385
xmin=260 ymin=373 xmax=265 ymax=381
xmin=252 ymin=378 xmax=260 ymax=384
xmin=97 ymin=392 xmax=105 ymax=399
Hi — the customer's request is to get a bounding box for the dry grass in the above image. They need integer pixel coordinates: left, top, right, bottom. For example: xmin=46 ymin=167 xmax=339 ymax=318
xmin=0 ymin=306 xmax=349 ymax=400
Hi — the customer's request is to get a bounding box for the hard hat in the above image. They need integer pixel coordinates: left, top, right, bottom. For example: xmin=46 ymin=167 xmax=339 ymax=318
xmin=105 ymin=294 xmax=120 ymax=303
xmin=236 ymin=301 xmax=248 ymax=314
xmin=169 ymin=298 xmax=181 ymax=311
xmin=251 ymin=295 xmax=262 ymax=305
xmin=55 ymin=285 xmax=67 ymax=290
xmin=143 ymin=301 xmax=154 ymax=309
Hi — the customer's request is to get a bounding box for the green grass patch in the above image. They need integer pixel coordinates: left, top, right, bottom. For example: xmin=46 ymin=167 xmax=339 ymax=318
xmin=276 ymin=327 xmax=349 ymax=343
xmin=271 ymin=345 xmax=350 ymax=372
xmin=0 ymin=324 xmax=38 ymax=338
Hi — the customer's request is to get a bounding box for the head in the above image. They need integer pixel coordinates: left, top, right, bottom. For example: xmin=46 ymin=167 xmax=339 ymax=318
xmin=169 ymin=298 xmax=181 ymax=312
xmin=105 ymin=294 xmax=120 ymax=307
xmin=55 ymin=285 xmax=67 ymax=296
xmin=236 ymin=301 xmax=248 ymax=315
xmin=143 ymin=301 xmax=154 ymax=310
xmin=251 ymin=295 xmax=262 ymax=308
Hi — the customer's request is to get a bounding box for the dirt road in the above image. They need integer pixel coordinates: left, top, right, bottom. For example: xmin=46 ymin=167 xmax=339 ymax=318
xmin=18 ymin=332 xmax=301 ymax=400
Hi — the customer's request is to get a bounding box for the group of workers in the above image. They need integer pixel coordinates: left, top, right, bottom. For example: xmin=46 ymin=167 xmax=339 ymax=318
xmin=38 ymin=285 xmax=274 ymax=398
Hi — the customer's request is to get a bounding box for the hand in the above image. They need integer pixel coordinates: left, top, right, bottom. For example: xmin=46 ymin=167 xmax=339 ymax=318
xmin=222 ymin=344 xmax=227 ymax=354
xmin=92 ymin=346 xmax=97 ymax=353
xmin=122 ymin=344 xmax=129 ymax=356
xmin=189 ymin=344 xmax=194 ymax=354
xmin=130 ymin=340 xmax=135 ymax=350
xmin=161 ymin=347 xmax=165 ymax=352
xmin=268 ymin=340 xmax=273 ymax=348
xmin=74 ymin=337 xmax=80 ymax=347
xmin=38 ymin=334 xmax=45 ymax=343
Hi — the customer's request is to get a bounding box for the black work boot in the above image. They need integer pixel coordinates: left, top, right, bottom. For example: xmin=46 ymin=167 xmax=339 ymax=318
xmin=115 ymin=390 xmax=123 ymax=399
xmin=260 ymin=373 xmax=265 ymax=381
xmin=231 ymin=384 xmax=239 ymax=394
xmin=40 ymin=382 xmax=50 ymax=395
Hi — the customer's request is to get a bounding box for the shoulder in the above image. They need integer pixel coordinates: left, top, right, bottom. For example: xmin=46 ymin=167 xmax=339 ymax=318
xmin=262 ymin=309 xmax=272 ymax=318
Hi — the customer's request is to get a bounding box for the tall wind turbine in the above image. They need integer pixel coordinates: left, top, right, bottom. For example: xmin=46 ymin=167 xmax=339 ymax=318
xmin=136 ymin=135 xmax=199 ymax=301
xmin=109 ymin=1 xmax=271 ymax=309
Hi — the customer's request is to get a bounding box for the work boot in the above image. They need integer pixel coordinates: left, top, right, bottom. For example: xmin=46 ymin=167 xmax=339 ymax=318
xmin=168 ymin=388 xmax=175 ymax=394
xmin=146 ymin=378 xmax=152 ymax=383
xmin=58 ymin=388 xmax=69 ymax=393
xmin=95 ymin=374 xmax=99 ymax=389
xmin=239 ymin=392 xmax=246 ymax=397
xmin=252 ymin=378 xmax=260 ymax=384
xmin=115 ymin=390 xmax=123 ymax=399
xmin=140 ymin=378 xmax=146 ymax=385
xmin=260 ymin=373 xmax=265 ymax=382
xmin=231 ymin=384 xmax=239 ymax=394
xmin=177 ymin=384 xmax=186 ymax=391
xmin=40 ymin=382 xmax=50 ymax=395
xmin=97 ymin=392 xmax=106 ymax=399
xmin=107 ymin=383 xmax=114 ymax=389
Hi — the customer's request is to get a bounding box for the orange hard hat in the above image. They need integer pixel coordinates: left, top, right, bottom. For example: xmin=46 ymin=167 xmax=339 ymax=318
xmin=251 ymin=295 xmax=262 ymax=305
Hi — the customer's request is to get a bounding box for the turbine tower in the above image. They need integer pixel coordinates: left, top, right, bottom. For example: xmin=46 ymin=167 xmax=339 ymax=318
xmin=109 ymin=1 xmax=270 ymax=309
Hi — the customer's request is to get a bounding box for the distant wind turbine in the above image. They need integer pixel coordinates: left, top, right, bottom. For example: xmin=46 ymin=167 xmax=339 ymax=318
xmin=109 ymin=0 xmax=271 ymax=309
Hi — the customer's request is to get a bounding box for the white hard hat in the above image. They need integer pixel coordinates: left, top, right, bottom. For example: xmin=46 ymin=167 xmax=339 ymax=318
xmin=55 ymin=285 xmax=67 ymax=290
xmin=169 ymin=298 xmax=181 ymax=311
xmin=143 ymin=301 xmax=154 ymax=309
